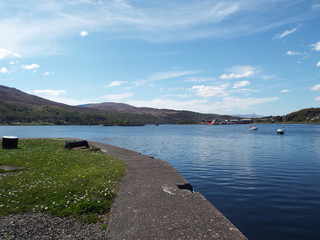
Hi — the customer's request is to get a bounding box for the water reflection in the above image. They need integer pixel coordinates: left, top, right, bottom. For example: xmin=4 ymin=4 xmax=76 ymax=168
xmin=1 ymin=124 xmax=320 ymax=240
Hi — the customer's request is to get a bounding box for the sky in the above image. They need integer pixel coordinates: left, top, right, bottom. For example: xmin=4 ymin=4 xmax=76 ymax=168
xmin=0 ymin=0 xmax=320 ymax=116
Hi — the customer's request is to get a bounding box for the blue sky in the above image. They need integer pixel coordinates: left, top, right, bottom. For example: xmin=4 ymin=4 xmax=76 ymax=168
xmin=0 ymin=0 xmax=320 ymax=116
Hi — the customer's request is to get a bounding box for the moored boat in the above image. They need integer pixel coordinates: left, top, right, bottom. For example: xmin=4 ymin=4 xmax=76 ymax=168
xmin=249 ymin=125 xmax=259 ymax=130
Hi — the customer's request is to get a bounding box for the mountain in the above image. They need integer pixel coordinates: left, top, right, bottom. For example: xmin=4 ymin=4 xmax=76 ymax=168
xmin=0 ymin=85 xmax=107 ymax=125
xmin=4 ymin=84 xmax=316 ymax=125
xmin=0 ymin=85 xmax=70 ymax=109
xmin=80 ymin=102 xmax=235 ymax=123
xmin=0 ymin=85 xmax=233 ymax=125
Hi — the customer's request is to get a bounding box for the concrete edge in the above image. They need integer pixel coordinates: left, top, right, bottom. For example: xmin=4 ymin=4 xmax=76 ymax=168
xmin=88 ymin=140 xmax=248 ymax=240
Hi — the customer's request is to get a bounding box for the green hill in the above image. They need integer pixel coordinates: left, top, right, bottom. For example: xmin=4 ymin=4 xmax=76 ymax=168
xmin=0 ymin=85 xmax=233 ymax=125
xmin=285 ymin=108 xmax=320 ymax=122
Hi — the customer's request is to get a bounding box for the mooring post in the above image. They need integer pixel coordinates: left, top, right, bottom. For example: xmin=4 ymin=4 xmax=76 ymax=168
xmin=2 ymin=136 xmax=19 ymax=149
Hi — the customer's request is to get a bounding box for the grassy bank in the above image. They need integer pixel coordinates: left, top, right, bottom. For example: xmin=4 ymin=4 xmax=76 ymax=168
xmin=0 ymin=139 xmax=126 ymax=223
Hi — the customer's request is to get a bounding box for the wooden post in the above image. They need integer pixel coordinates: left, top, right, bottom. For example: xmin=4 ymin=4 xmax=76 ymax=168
xmin=2 ymin=136 xmax=19 ymax=149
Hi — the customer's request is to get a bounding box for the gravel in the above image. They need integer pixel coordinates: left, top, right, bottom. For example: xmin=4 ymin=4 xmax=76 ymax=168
xmin=0 ymin=213 xmax=109 ymax=240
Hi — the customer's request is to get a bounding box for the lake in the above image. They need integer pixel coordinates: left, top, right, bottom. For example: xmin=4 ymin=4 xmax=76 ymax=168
xmin=0 ymin=124 xmax=319 ymax=240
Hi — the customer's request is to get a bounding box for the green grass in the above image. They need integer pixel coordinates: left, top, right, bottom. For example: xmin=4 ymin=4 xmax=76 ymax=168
xmin=0 ymin=138 xmax=126 ymax=223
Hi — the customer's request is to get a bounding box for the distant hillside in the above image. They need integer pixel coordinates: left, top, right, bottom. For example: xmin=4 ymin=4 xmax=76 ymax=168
xmin=0 ymin=85 xmax=110 ymax=125
xmin=80 ymin=102 xmax=235 ymax=123
xmin=3 ymin=85 xmax=316 ymax=125
xmin=285 ymin=108 xmax=320 ymax=122
xmin=0 ymin=85 xmax=233 ymax=125
xmin=0 ymin=85 xmax=74 ymax=110
xmin=256 ymin=107 xmax=320 ymax=123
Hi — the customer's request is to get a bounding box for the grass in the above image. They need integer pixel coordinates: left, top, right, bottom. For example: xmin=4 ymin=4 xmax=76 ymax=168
xmin=0 ymin=138 xmax=126 ymax=223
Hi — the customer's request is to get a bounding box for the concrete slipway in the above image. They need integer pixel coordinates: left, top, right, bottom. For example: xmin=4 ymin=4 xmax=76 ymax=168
xmin=90 ymin=141 xmax=248 ymax=240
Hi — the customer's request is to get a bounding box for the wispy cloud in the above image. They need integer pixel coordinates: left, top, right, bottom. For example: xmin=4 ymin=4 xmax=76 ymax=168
xmin=22 ymin=63 xmax=40 ymax=71
xmin=312 ymin=4 xmax=320 ymax=10
xmin=311 ymin=84 xmax=320 ymax=91
xmin=104 ymin=81 xmax=126 ymax=88
xmin=80 ymin=31 xmax=88 ymax=37
xmin=274 ymin=28 xmax=297 ymax=39
xmin=149 ymin=70 xmax=200 ymax=81
xmin=216 ymin=96 xmax=279 ymax=111
xmin=233 ymin=80 xmax=250 ymax=88
xmin=190 ymin=83 xmax=229 ymax=97
xmin=127 ymin=95 xmax=279 ymax=113
xmin=317 ymin=61 xmax=320 ymax=67
xmin=43 ymin=72 xmax=54 ymax=76
xmin=0 ymin=67 xmax=9 ymax=73
xmin=101 ymin=92 xmax=133 ymax=101
xmin=310 ymin=41 xmax=320 ymax=51
xmin=136 ymin=70 xmax=200 ymax=86
xmin=127 ymin=98 xmax=209 ymax=112
xmin=286 ymin=50 xmax=301 ymax=56
xmin=280 ymin=89 xmax=291 ymax=93
xmin=29 ymin=89 xmax=66 ymax=96
xmin=1 ymin=1 xmax=318 ymax=57
xmin=185 ymin=76 xmax=215 ymax=83
xmin=0 ymin=49 xmax=21 ymax=59
xmin=219 ymin=65 xmax=255 ymax=80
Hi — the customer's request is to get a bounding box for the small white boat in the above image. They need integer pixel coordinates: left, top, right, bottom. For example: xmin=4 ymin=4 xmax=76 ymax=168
xmin=249 ymin=125 xmax=259 ymax=131
xmin=277 ymin=128 xmax=285 ymax=134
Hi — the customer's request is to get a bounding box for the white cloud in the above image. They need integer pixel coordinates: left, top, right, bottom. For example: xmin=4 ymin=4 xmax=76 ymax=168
xmin=310 ymin=42 xmax=320 ymax=51
xmin=0 ymin=49 xmax=21 ymax=59
xmin=104 ymin=81 xmax=126 ymax=88
xmin=1 ymin=1 xmax=317 ymax=57
xmin=43 ymin=72 xmax=54 ymax=76
xmin=149 ymin=70 xmax=200 ymax=81
xmin=127 ymin=98 xmax=209 ymax=112
xmin=287 ymin=50 xmax=301 ymax=56
xmin=80 ymin=31 xmax=88 ymax=37
xmin=38 ymin=96 xmax=95 ymax=106
xmin=185 ymin=76 xmax=215 ymax=83
xmin=101 ymin=92 xmax=133 ymax=101
xmin=30 ymin=89 xmax=66 ymax=96
xmin=280 ymin=89 xmax=291 ymax=93
xmin=274 ymin=28 xmax=297 ymax=39
xmin=0 ymin=67 xmax=9 ymax=73
xmin=316 ymin=96 xmax=320 ymax=101
xmin=215 ymin=96 xmax=279 ymax=111
xmin=219 ymin=65 xmax=255 ymax=80
xmin=311 ymin=84 xmax=320 ymax=91
xmin=190 ymin=83 xmax=229 ymax=97
xmin=233 ymin=80 xmax=250 ymax=88
xmin=9 ymin=60 xmax=18 ymax=65
xmin=22 ymin=63 xmax=40 ymax=71
xmin=135 ymin=70 xmax=200 ymax=86
xmin=317 ymin=61 xmax=320 ymax=67
xmin=126 ymin=95 xmax=279 ymax=113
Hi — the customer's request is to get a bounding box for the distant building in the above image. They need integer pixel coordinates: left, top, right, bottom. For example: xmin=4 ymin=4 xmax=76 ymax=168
xmin=239 ymin=119 xmax=251 ymax=124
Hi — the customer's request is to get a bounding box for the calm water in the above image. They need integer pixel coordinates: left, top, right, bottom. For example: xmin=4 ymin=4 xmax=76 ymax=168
xmin=1 ymin=124 xmax=319 ymax=240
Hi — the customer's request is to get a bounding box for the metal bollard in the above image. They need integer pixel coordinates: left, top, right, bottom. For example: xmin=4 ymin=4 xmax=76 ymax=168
xmin=2 ymin=136 xmax=19 ymax=149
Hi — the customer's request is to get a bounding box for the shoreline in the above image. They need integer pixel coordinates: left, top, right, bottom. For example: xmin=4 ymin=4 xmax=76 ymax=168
xmin=89 ymin=140 xmax=248 ymax=239
xmin=0 ymin=138 xmax=248 ymax=239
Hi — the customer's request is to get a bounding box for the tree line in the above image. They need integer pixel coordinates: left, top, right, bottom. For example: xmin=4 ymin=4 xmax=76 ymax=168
xmin=0 ymin=102 xmax=209 ymax=125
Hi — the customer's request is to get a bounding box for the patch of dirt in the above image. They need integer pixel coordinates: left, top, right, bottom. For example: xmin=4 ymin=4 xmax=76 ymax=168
xmin=0 ymin=164 xmax=25 ymax=177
